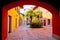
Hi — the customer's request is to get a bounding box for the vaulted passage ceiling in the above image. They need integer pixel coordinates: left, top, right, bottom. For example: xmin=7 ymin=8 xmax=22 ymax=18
xmin=2 ymin=0 xmax=59 ymax=10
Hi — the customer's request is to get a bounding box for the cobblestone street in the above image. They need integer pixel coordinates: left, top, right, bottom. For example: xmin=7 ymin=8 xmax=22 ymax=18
xmin=6 ymin=24 xmax=57 ymax=40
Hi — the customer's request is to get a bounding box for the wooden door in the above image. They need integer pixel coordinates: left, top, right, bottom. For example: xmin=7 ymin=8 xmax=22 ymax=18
xmin=8 ymin=15 xmax=12 ymax=33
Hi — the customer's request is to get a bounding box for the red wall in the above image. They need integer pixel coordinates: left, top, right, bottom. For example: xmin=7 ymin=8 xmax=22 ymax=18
xmin=52 ymin=11 xmax=59 ymax=35
xmin=2 ymin=7 xmax=8 ymax=40
xmin=2 ymin=0 xmax=59 ymax=40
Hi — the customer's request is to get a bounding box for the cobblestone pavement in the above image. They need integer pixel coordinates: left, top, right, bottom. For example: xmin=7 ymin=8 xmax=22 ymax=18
xmin=6 ymin=24 xmax=57 ymax=40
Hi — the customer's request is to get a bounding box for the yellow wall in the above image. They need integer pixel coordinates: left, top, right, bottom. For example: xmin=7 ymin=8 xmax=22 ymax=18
xmin=20 ymin=14 xmax=25 ymax=24
xmin=42 ymin=12 xmax=52 ymax=19
xmin=34 ymin=7 xmax=52 ymax=19
xmin=39 ymin=7 xmax=52 ymax=19
xmin=8 ymin=6 xmax=20 ymax=32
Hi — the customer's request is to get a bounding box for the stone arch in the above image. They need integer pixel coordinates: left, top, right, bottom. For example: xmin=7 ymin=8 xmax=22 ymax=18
xmin=2 ymin=0 xmax=59 ymax=40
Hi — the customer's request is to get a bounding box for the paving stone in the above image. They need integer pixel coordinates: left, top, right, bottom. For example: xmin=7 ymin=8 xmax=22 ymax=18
xmin=6 ymin=24 xmax=57 ymax=40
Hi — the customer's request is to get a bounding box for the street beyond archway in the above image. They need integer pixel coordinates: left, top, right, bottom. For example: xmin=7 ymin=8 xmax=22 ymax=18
xmin=6 ymin=24 xmax=57 ymax=40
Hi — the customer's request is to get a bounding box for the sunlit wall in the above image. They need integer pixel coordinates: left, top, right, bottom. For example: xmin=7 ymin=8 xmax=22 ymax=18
xmin=8 ymin=6 xmax=20 ymax=32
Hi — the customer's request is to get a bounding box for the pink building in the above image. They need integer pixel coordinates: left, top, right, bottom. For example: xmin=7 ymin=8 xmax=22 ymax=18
xmin=34 ymin=7 xmax=52 ymax=27
xmin=40 ymin=18 xmax=52 ymax=27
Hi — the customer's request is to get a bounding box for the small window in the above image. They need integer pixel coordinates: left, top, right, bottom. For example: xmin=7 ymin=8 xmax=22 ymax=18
xmin=48 ymin=19 xmax=50 ymax=25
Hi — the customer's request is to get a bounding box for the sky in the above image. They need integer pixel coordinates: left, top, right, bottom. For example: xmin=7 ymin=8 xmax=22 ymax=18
xmin=20 ymin=5 xmax=36 ymax=14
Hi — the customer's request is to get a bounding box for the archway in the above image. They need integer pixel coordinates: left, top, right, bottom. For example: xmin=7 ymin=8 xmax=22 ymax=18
xmin=2 ymin=0 xmax=59 ymax=40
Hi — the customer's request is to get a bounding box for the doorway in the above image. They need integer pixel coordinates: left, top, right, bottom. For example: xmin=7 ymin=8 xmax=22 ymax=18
xmin=8 ymin=15 xmax=12 ymax=33
xmin=44 ymin=20 xmax=46 ymax=26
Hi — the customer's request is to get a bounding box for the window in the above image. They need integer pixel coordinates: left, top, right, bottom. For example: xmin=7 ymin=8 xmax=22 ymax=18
xmin=16 ymin=18 xmax=17 ymax=28
xmin=48 ymin=19 xmax=50 ymax=25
